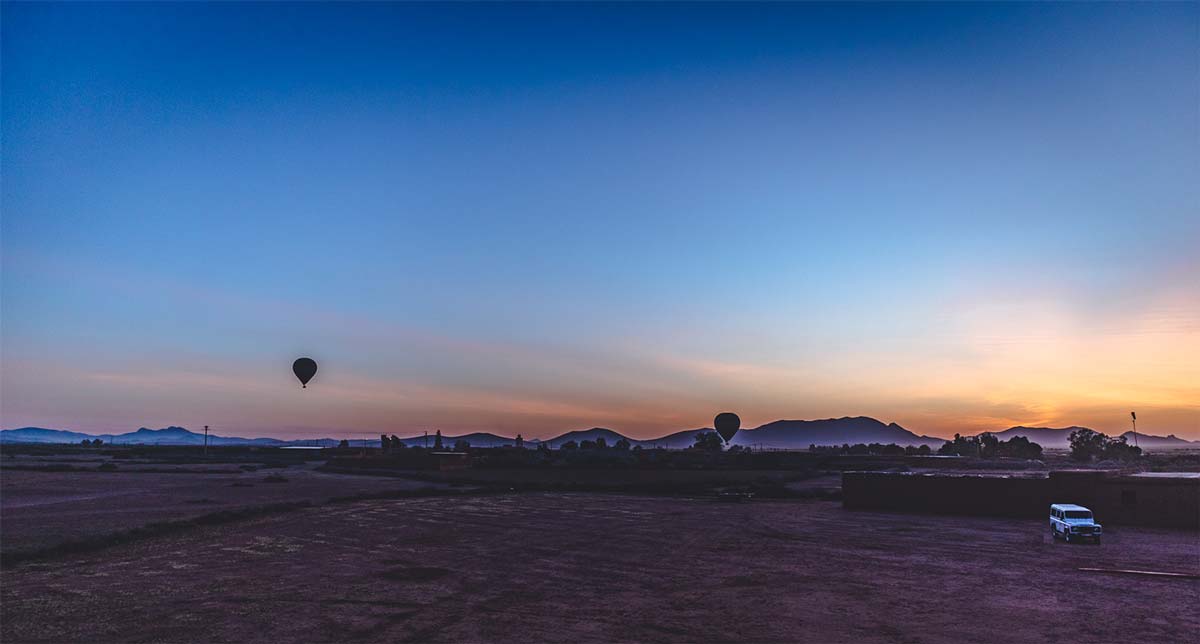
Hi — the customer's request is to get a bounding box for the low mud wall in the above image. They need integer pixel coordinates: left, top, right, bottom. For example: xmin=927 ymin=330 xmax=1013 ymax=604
xmin=843 ymin=472 xmax=1049 ymax=518
xmin=843 ymin=471 xmax=1199 ymax=529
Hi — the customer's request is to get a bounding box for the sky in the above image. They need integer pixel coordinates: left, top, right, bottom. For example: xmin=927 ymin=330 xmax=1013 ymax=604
xmin=2 ymin=2 xmax=1198 ymax=441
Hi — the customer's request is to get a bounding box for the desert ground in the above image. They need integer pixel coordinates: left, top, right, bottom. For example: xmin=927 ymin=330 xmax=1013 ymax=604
xmin=3 ymin=488 xmax=1197 ymax=643
xmin=1 ymin=465 xmax=455 ymax=555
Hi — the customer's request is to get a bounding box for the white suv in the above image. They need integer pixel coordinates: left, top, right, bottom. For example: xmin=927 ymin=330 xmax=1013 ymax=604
xmin=1050 ymin=504 xmax=1102 ymax=544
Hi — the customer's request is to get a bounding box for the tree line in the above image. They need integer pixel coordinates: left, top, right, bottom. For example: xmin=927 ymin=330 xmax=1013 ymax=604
xmin=937 ymin=433 xmax=1043 ymax=459
xmin=360 ymin=427 xmax=1142 ymax=463
xmin=559 ymin=437 xmax=633 ymax=451
xmin=1067 ymin=428 xmax=1141 ymax=462
xmin=808 ymin=442 xmax=933 ymax=456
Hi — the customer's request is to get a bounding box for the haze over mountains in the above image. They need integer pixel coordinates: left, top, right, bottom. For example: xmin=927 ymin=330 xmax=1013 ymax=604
xmin=0 ymin=426 xmax=314 ymax=447
xmin=3 ymin=417 xmax=1195 ymax=449
xmin=984 ymin=426 xmax=1196 ymax=449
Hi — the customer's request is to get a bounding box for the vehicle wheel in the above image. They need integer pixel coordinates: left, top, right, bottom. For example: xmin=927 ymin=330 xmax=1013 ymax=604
xmin=1064 ymin=532 xmax=1071 ymax=544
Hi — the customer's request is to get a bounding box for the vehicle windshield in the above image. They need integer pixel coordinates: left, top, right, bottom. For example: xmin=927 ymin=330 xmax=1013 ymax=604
xmin=1065 ymin=511 xmax=1092 ymax=519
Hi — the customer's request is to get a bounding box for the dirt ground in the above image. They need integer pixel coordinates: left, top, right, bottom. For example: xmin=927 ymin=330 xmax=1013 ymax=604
xmin=0 ymin=467 xmax=452 ymax=554
xmin=2 ymin=493 xmax=1196 ymax=643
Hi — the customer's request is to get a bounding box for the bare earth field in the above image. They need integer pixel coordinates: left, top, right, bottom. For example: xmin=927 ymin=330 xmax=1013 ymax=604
xmin=2 ymin=493 xmax=1197 ymax=643
xmin=0 ymin=467 xmax=452 ymax=554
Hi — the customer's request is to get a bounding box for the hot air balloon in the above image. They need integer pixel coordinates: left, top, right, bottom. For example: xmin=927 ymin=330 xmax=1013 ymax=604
xmin=293 ymin=357 xmax=317 ymax=388
xmin=714 ymin=412 xmax=740 ymax=445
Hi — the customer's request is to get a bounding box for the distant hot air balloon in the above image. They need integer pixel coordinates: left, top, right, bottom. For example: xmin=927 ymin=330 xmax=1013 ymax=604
xmin=293 ymin=357 xmax=317 ymax=388
xmin=714 ymin=412 xmax=741 ymax=445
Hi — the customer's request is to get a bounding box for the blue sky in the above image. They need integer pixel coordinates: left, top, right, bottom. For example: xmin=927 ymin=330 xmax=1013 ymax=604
xmin=3 ymin=2 xmax=1197 ymax=439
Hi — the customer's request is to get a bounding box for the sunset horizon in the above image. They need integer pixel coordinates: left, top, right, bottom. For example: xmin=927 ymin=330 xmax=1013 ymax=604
xmin=2 ymin=406 xmax=1195 ymax=445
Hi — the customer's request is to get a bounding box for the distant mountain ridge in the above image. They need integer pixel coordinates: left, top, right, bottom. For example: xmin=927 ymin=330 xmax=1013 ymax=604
xmin=729 ymin=417 xmax=944 ymax=449
xmin=1 ymin=426 xmax=317 ymax=447
xmin=642 ymin=428 xmax=712 ymax=449
xmin=1117 ymin=431 xmax=1193 ymax=447
xmin=4 ymin=418 xmax=1196 ymax=449
xmin=979 ymin=425 xmax=1198 ymax=449
xmin=395 ymin=432 xmax=519 ymax=449
xmin=982 ymin=426 xmax=1093 ymax=449
xmin=539 ymin=427 xmax=635 ymax=448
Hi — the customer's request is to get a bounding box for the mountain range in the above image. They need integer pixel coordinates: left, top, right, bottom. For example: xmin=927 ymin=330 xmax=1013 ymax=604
xmin=985 ymin=425 xmax=1196 ymax=450
xmin=2 ymin=418 xmax=1195 ymax=450
xmin=0 ymin=426 xmax=321 ymax=447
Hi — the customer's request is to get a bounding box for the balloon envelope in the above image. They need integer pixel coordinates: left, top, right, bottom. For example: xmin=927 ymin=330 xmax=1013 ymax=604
xmin=714 ymin=412 xmax=740 ymax=444
xmin=293 ymin=357 xmax=317 ymax=388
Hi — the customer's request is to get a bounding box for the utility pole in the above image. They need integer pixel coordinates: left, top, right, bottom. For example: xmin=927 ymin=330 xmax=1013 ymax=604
xmin=1130 ymin=412 xmax=1138 ymax=448
xmin=424 ymin=431 xmax=429 ymax=449
xmin=204 ymin=425 xmax=209 ymax=456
